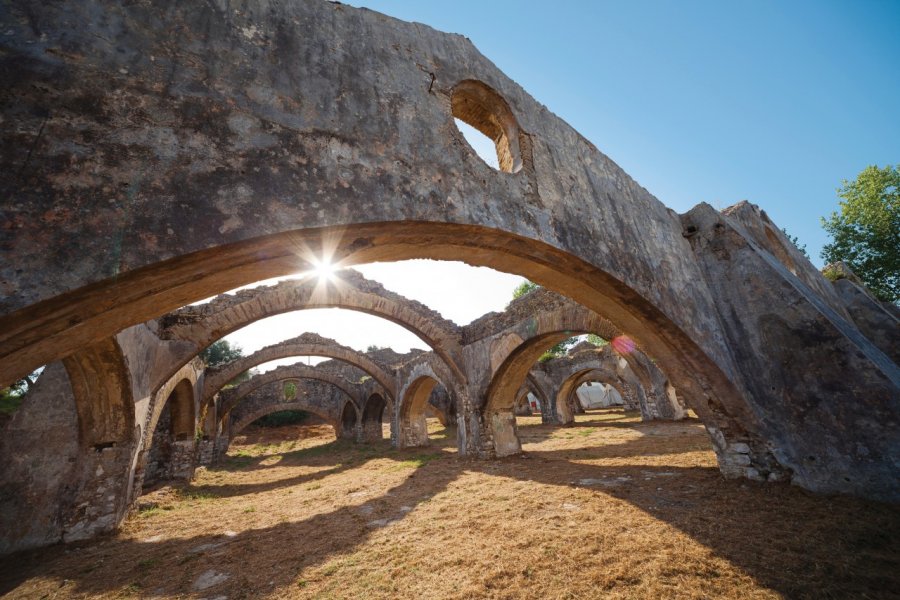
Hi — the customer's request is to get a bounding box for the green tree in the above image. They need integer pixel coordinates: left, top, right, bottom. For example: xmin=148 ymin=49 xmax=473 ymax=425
xmin=538 ymin=336 xmax=579 ymax=362
xmin=199 ymin=340 xmax=243 ymax=367
xmin=821 ymin=165 xmax=900 ymax=302
xmin=511 ymin=280 xmax=539 ymax=300
xmin=587 ymin=334 xmax=609 ymax=347
xmin=781 ymin=227 xmax=809 ymax=259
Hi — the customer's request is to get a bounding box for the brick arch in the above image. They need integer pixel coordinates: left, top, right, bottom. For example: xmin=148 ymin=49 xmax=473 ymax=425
xmin=231 ymin=402 xmax=339 ymax=438
xmin=3 ymin=0 xmax=896 ymax=497
xmin=203 ymin=333 xmax=395 ymax=405
xmin=218 ymin=364 xmax=362 ymax=426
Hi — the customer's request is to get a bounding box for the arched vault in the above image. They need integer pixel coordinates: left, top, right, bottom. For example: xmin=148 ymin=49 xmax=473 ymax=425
xmin=203 ymin=332 xmax=396 ymax=405
xmin=1 ymin=0 xmax=896 ymax=499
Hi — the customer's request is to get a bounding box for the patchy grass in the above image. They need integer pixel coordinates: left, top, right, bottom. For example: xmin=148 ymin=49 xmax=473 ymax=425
xmin=175 ymin=489 xmax=219 ymax=502
xmin=2 ymin=410 xmax=898 ymax=600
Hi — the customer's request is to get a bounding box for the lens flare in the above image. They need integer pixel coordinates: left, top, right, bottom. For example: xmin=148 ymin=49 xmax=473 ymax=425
xmin=312 ymin=258 xmax=337 ymax=281
xmin=611 ymin=335 xmax=636 ymax=355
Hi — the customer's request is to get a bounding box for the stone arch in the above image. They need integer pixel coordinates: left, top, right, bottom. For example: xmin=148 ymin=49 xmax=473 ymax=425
xmin=361 ymin=393 xmax=389 ymax=442
xmin=231 ymin=402 xmax=339 ymax=439
xmin=396 ymin=354 xmax=460 ymax=449
xmin=340 ymin=399 xmax=360 ymax=440
xmin=514 ymin=373 xmax=549 ymax=418
xmin=481 ymin=300 xmax=691 ymax=453
xmin=141 ymin=361 xmax=203 ymax=455
xmin=202 ymin=333 xmax=396 ymax=406
xmin=555 ymin=368 xmax=635 ymax=423
xmin=397 ymin=375 xmax=441 ymax=449
xmin=158 ymin=270 xmax=465 ymax=394
xmin=3 ymin=0 xmax=897 ymax=497
xmin=140 ymin=376 xmax=198 ymax=487
xmin=218 ymin=364 xmax=362 ymax=425
xmin=167 ymin=379 xmax=195 ymax=441
xmin=61 ymin=337 xmax=134 ymax=450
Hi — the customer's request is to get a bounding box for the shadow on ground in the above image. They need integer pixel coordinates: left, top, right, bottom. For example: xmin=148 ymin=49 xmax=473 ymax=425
xmin=1 ymin=422 xmax=898 ymax=599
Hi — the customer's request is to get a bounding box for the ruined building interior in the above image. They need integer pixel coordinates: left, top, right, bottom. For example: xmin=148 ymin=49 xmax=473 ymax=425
xmin=0 ymin=1 xmax=898 ymax=597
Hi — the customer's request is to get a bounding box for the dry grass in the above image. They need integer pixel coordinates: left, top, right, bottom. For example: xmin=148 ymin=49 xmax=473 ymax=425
xmin=2 ymin=409 xmax=898 ymax=599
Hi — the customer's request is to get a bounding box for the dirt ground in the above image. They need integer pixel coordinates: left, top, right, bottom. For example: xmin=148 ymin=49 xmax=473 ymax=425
xmin=2 ymin=409 xmax=899 ymax=599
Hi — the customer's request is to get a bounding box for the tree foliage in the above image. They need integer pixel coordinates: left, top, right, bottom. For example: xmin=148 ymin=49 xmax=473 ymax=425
xmin=538 ymin=336 xmax=579 ymax=362
xmin=821 ymin=165 xmax=899 ymax=302
xmin=587 ymin=334 xmax=609 ymax=347
xmin=200 ymin=340 xmax=243 ymax=367
xmin=511 ymin=280 xmax=539 ymax=300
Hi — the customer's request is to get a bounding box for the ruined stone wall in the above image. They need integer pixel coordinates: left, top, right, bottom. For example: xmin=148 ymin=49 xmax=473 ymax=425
xmin=462 ymin=289 xmax=578 ymax=345
xmin=203 ymin=332 xmax=397 ymax=403
xmin=0 ymin=1 xmax=896 ymax=560
xmin=143 ymin=403 xmax=172 ymax=486
xmin=682 ymin=203 xmax=899 ymax=491
xmin=229 ymin=379 xmax=345 ymax=433
xmin=394 ymin=351 xmax=465 ymax=450
xmin=0 ymin=362 xmax=136 ymax=553
xmin=829 ymin=274 xmax=900 ymax=365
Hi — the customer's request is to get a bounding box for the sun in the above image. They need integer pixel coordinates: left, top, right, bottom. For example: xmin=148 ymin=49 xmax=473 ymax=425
xmin=311 ymin=258 xmax=337 ymax=281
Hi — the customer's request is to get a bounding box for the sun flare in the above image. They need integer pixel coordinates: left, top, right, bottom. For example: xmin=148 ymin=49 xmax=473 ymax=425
xmin=311 ymin=258 xmax=337 ymax=281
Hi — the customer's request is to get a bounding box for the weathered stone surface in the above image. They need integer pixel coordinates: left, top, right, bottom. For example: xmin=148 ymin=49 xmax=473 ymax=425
xmin=0 ymin=0 xmax=756 ymax=444
xmin=218 ymin=363 xmax=366 ymax=422
xmin=830 ymin=276 xmax=900 ymax=364
xmin=157 ymin=270 xmax=466 ymax=388
xmin=531 ymin=343 xmax=682 ymax=423
xmin=203 ymin=332 xmax=397 ymax=405
xmin=0 ymin=0 xmax=897 ymax=558
xmin=682 ymin=203 xmax=899 ymax=496
xmin=0 ymin=362 xmax=136 ymax=553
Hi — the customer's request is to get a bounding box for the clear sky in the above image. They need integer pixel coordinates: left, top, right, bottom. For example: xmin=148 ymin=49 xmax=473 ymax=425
xmin=349 ymin=0 xmax=899 ymax=262
xmin=224 ymin=1 xmax=899 ymax=364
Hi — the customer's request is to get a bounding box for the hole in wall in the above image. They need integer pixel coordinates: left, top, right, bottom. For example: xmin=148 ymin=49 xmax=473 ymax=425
xmin=454 ymin=119 xmax=499 ymax=170
xmin=451 ymin=79 xmax=523 ymax=173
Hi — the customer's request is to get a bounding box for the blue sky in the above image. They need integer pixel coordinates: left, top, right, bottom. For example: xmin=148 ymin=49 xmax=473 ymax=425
xmin=349 ymin=0 xmax=900 ymax=265
xmin=226 ymin=1 xmax=900 ymax=360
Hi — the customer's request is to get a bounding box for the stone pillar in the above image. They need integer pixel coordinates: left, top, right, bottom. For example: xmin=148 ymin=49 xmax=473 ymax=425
xmin=490 ymin=410 xmax=522 ymax=457
xmin=399 ymin=413 xmax=429 ymax=447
